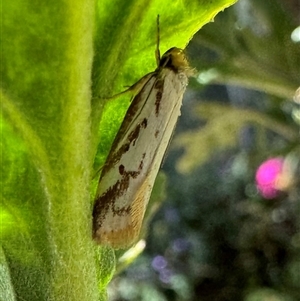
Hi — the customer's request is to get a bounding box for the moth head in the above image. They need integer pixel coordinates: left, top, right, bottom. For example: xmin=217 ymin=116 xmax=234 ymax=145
xmin=159 ymin=47 xmax=194 ymax=76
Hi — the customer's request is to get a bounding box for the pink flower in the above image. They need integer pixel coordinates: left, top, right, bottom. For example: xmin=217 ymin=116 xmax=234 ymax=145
xmin=255 ymin=157 xmax=284 ymax=199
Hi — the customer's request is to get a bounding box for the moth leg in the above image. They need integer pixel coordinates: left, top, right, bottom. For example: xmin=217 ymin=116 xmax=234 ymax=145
xmin=92 ymin=164 xmax=103 ymax=179
xmin=103 ymin=72 xmax=155 ymax=101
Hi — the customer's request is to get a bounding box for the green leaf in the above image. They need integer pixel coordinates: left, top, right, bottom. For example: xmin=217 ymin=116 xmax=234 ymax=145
xmin=1 ymin=0 xmax=237 ymax=300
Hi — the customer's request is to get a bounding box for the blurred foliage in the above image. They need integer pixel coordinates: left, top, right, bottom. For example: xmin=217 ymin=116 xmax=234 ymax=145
xmin=174 ymin=103 xmax=298 ymax=173
xmin=190 ymin=0 xmax=299 ymax=99
xmin=109 ymin=0 xmax=300 ymax=300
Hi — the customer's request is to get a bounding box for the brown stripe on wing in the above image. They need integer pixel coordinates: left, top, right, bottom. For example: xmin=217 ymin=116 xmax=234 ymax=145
xmin=94 ymin=175 xmax=151 ymax=249
xmin=93 ymin=155 xmax=146 ymax=237
xmin=154 ymin=78 xmax=164 ymax=116
xmin=102 ymin=116 xmax=148 ymax=173
xmin=100 ymin=76 xmax=157 ymax=175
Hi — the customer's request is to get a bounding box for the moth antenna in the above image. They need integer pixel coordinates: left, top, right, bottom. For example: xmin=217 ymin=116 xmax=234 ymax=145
xmin=155 ymin=14 xmax=161 ymax=67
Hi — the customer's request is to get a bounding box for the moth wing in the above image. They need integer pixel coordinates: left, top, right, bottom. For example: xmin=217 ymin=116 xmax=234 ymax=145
xmin=93 ymin=68 xmax=188 ymax=248
xmin=106 ymin=73 xmax=155 ymax=157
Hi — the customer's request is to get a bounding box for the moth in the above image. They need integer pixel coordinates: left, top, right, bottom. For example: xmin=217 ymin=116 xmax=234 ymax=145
xmin=93 ymin=18 xmax=193 ymax=249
